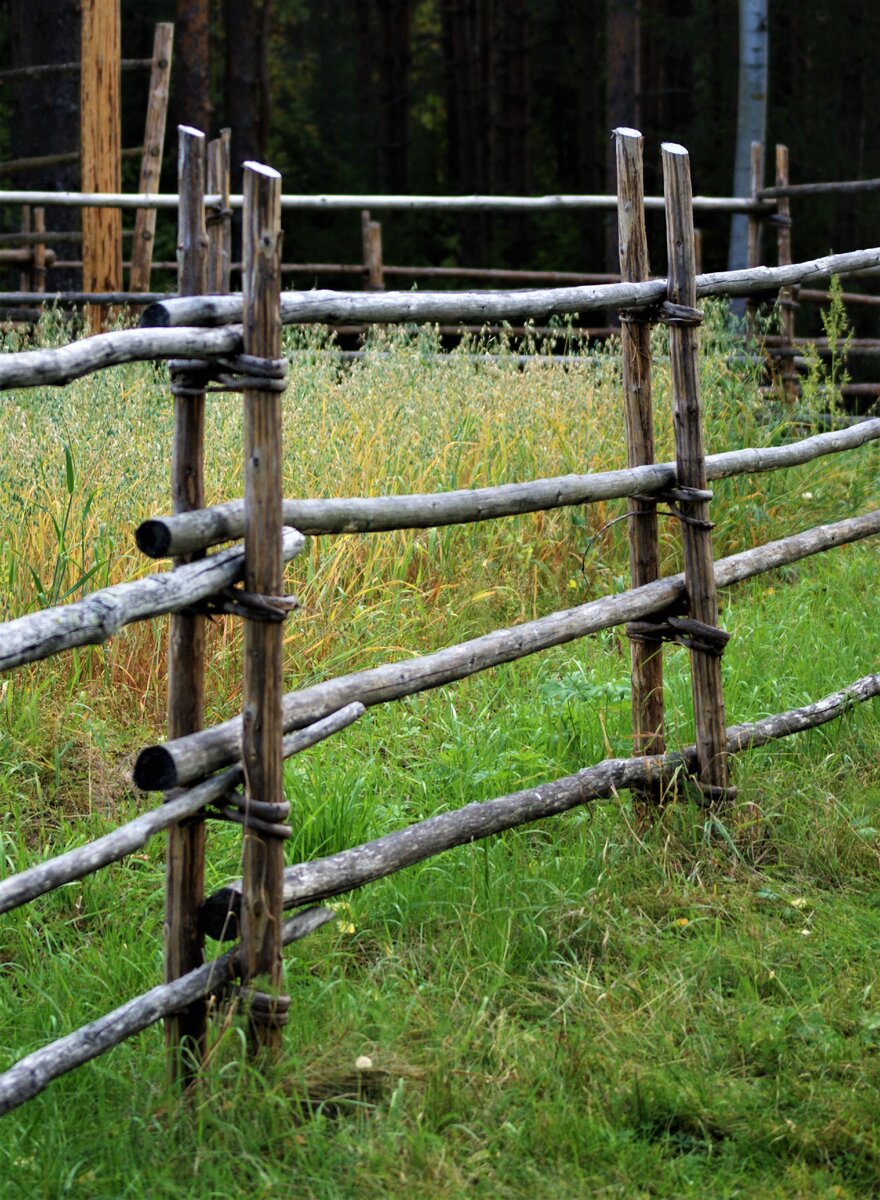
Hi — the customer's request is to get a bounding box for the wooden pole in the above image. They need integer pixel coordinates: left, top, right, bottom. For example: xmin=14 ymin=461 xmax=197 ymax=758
xmin=18 ymin=207 xmax=30 ymax=293
xmin=614 ymin=128 xmax=664 ymax=806
xmin=130 ymin=23 xmax=174 ymax=294
xmin=776 ymin=144 xmax=798 ymax=404
xmin=81 ymin=0 xmax=122 ymax=332
xmin=207 ymin=129 xmax=232 ymax=294
xmin=239 ymin=161 xmax=286 ymax=1056
xmin=32 ymin=209 xmax=46 ymax=294
xmin=164 ymin=126 xmax=209 ymax=1085
xmin=745 ymin=140 xmax=764 ymax=327
xmin=362 ymin=210 xmax=385 ymax=291
xmin=661 ymin=143 xmax=731 ymax=804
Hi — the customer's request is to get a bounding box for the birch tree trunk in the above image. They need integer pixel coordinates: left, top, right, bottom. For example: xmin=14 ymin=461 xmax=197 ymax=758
xmin=728 ymin=0 xmax=768 ymax=272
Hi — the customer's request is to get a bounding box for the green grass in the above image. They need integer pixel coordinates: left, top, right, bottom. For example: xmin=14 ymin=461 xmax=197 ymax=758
xmin=0 ymin=306 xmax=878 ymax=1197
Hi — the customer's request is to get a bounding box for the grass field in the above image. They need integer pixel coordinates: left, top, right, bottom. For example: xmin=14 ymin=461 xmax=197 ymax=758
xmin=0 ymin=307 xmax=878 ymax=1198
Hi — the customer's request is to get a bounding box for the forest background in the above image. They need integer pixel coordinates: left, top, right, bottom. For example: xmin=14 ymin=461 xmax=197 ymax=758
xmin=2 ymin=1 xmax=880 ymax=284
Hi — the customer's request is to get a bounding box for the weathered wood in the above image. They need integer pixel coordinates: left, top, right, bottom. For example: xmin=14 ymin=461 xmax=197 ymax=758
xmin=239 ymin=161 xmax=286 ymax=1055
xmin=132 ymin=509 xmax=880 ymax=792
xmin=615 ymin=128 xmax=664 ymax=794
xmin=662 ymin=142 xmax=730 ymax=803
xmin=758 ymin=178 xmax=880 ymax=200
xmin=201 ymin=673 xmax=880 ymax=939
xmin=0 ymin=325 xmax=241 ymax=389
xmin=129 ymin=23 xmax=174 ymax=294
xmin=362 ymin=214 xmax=385 ymax=291
xmin=775 ymin=144 xmax=798 ymax=405
xmin=140 ymin=246 xmax=880 ymax=329
xmin=0 ymin=530 xmax=304 ymax=675
xmin=745 ymin=141 xmax=764 ymax=326
xmin=207 ymin=130 xmax=232 ymax=295
xmin=29 ymin=209 xmax=47 ymax=293
xmin=165 ymin=124 xmax=210 ymax=1081
xmin=0 ymin=148 xmax=141 ymax=175
xmin=0 ymin=57 xmax=151 ymax=83
xmin=0 ymin=247 xmax=55 ymax=268
xmin=0 ymin=704 xmax=363 ymax=916
xmin=81 ymin=0 xmax=122 ymax=333
xmin=0 ymin=190 xmax=769 ymax=212
xmin=136 ymin=418 xmax=880 ymax=558
xmin=0 ymin=907 xmax=334 ymax=1118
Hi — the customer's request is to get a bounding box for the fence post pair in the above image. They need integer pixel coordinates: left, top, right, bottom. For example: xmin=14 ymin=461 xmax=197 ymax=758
xmin=164 ymin=126 xmax=287 ymax=1083
xmin=615 ymin=129 xmax=731 ymax=809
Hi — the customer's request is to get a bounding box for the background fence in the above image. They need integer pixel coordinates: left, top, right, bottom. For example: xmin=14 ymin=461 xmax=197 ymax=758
xmin=0 ymin=127 xmax=877 ymax=1116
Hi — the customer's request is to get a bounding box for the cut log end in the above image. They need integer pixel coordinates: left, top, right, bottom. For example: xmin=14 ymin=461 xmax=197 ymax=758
xmin=133 ymin=745 xmax=177 ymax=791
xmin=134 ymin=518 xmax=172 ymax=558
xmin=613 ymin=127 xmax=643 ymax=141
xmin=661 ymin=143 xmax=689 ymax=157
xmin=138 ymin=302 xmax=171 ymax=327
xmin=178 ymin=125 xmax=206 ymax=141
xmin=243 ymin=161 xmax=282 ymax=181
xmin=201 ymin=886 xmax=242 ymax=940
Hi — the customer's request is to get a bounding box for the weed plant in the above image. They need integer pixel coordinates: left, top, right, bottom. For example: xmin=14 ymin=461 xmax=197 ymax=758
xmin=0 ymin=304 xmax=877 ymax=1197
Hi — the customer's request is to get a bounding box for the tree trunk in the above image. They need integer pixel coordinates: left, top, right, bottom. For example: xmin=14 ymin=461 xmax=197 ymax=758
xmin=175 ymin=0 xmax=211 ymax=135
xmin=728 ymin=0 xmax=768 ymax=271
xmin=377 ymin=0 xmax=413 ymax=194
xmin=605 ymin=1 xmax=641 ymax=272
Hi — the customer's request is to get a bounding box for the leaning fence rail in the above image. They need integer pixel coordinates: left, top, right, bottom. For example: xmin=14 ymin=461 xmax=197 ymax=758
xmin=0 ymin=128 xmax=877 ymax=1117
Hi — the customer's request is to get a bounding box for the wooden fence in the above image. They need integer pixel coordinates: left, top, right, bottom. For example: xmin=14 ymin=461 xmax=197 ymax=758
xmin=0 ymin=127 xmax=878 ymax=1116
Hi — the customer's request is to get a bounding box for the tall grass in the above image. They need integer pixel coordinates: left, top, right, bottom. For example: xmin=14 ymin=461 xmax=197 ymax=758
xmin=0 ymin=305 xmax=877 ymax=1197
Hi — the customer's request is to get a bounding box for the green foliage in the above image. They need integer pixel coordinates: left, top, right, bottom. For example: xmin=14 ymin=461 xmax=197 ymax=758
xmin=0 ymin=316 xmax=878 ymax=1195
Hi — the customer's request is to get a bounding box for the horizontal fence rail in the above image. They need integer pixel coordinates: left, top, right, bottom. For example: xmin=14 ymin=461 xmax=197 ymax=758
xmin=141 ymin=248 xmax=880 ymax=329
xmin=135 ymin=419 xmax=880 ymax=554
xmin=201 ymin=674 xmax=880 ymax=938
xmin=0 ymin=907 xmax=334 ymax=1118
xmin=0 ymin=705 xmax=365 ymax=916
xmin=132 ymin=510 xmax=880 ymax=792
xmin=1 ymin=249 xmax=878 ymax=393
xmin=0 ymin=530 xmax=304 ymax=674
xmin=0 ymin=189 xmax=769 ymax=213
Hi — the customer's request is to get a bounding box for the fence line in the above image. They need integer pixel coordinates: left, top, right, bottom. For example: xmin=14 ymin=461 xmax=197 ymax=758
xmin=202 ymin=673 xmax=880 ymax=938
xmin=0 ymin=907 xmax=334 ymax=1118
xmin=1 ymin=674 xmax=877 ymax=1115
xmin=0 ymin=530 xmax=304 ymax=674
xmin=132 ymin=510 xmax=880 ymax=794
xmin=0 ymin=127 xmax=877 ymax=1116
xmin=133 ymin=419 xmax=880 ymax=556
xmin=0 ymin=705 xmax=364 ymax=916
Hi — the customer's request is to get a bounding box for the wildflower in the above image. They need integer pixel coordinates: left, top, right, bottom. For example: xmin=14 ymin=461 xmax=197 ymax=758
xmin=791 ymin=897 xmax=809 ymax=910
xmin=675 ymin=917 xmax=690 ymax=928
xmin=337 ymin=920 xmax=356 ymax=935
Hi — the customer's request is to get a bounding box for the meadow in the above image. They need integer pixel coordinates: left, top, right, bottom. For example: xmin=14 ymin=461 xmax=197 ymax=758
xmin=0 ymin=305 xmax=878 ymax=1198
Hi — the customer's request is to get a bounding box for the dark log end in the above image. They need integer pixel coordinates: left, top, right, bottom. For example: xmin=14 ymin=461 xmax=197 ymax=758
xmin=139 ymin=302 xmax=171 ymax=327
xmin=135 ymin=518 xmax=172 ymax=558
xmin=133 ymin=744 xmax=178 ymax=791
xmin=200 ymin=886 xmax=242 ymax=941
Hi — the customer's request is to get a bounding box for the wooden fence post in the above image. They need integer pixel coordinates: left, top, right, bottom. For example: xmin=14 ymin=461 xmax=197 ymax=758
xmin=207 ymin=129 xmax=232 ymax=295
xmin=362 ymin=210 xmax=385 ymax=291
xmin=614 ymin=128 xmax=665 ymax=806
xmin=240 ymin=161 xmax=287 ymax=1055
xmin=18 ymin=207 xmax=30 ymax=293
xmin=660 ymin=143 xmax=732 ymax=805
xmin=164 ymin=125 xmax=209 ymax=1084
xmin=32 ymin=209 xmax=46 ymax=294
xmin=744 ymin=140 xmax=764 ymax=329
xmin=81 ymin=0 xmax=122 ymax=332
xmin=130 ymin=23 xmax=174 ymax=294
xmin=775 ymin=144 xmax=798 ymax=405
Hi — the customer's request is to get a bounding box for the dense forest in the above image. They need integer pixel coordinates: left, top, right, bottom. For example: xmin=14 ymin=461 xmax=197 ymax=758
xmin=1 ymin=0 xmax=880 ymax=280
